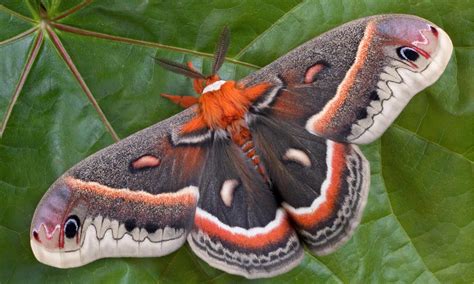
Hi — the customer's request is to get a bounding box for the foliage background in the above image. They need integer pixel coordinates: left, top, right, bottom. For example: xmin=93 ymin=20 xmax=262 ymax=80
xmin=0 ymin=0 xmax=473 ymax=283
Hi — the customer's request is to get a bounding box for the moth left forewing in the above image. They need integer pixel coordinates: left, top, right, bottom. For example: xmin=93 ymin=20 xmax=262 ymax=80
xmin=188 ymin=137 xmax=304 ymax=279
xmin=31 ymin=108 xmax=207 ymax=268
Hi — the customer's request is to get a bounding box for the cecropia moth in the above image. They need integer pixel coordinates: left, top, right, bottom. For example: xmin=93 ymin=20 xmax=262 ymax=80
xmin=30 ymin=14 xmax=452 ymax=279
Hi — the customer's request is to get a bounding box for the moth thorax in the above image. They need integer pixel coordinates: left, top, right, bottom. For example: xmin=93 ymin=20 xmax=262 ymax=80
xmin=202 ymin=80 xmax=226 ymax=94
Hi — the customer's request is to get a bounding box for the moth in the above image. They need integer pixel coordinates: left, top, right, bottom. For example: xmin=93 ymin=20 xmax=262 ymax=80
xmin=30 ymin=14 xmax=452 ymax=279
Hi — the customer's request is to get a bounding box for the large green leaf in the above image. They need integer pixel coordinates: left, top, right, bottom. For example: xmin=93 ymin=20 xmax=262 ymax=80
xmin=1 ymin=0 xmax=472 ymax=283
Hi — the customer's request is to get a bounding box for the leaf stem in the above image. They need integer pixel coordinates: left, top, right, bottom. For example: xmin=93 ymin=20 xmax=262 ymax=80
xmin=51 ymin=22 xmax=260 ymax=69
xmin=0 ymin=27 xmax=38 ymax=46
xmin=0 ymin=4 xmax=37 ymax=23
xmin=0 ymin=30 xmax=43 ymax=137
xmin=45 ymin=24 xmax=120 ymax=142
xmin=52 ymin=0 xmax=93 ymax=21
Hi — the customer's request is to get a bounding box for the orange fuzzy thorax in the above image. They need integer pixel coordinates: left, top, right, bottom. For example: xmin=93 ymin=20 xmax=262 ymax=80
xmin=181 ymin=79 xmax=270 ymax=133
xmin=200 ymin=81 xmax=250 ymax=129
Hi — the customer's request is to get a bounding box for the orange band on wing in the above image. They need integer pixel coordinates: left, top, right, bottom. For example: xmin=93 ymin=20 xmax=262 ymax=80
xmin=313 ymin=21 xmax=376 ymax=133
xmin=65 ymin=177 xmax=198 ymax=206
xmin=286 ymin=143 xmax=347 ymax=229
xmin=194 ymin=209 xmax=292 ymax=249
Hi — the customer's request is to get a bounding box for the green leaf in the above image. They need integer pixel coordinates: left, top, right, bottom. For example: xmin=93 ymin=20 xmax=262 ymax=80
xmin=1 ymin=1 xmax=472 ymax=283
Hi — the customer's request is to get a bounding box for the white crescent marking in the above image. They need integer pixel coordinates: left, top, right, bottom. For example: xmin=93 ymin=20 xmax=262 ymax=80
xmin=283 ymin=140 xmax=335 ymax=215
xmin=283 ymin=148 xmax=311 ymax=167
xmin=220 ymin=179 xmax=239 ymax=207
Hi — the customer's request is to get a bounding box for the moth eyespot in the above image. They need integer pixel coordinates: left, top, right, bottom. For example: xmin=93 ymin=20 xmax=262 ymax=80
xmin=396 ymin=46 xmax=419 ymax=61
xmin=64 ymin=215 xmax=81 ymax=239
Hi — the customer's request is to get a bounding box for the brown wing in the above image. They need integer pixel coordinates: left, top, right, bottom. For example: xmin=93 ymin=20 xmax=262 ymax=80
xmin=242 ymin=15 xmax=452 ymax=144
xmin=31 ymin=108 xmax=208 ymax=268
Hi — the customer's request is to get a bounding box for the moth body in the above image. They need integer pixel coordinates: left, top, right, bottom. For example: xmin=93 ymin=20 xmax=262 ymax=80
xmin=31 ymin=14 xmax=453 ymax=279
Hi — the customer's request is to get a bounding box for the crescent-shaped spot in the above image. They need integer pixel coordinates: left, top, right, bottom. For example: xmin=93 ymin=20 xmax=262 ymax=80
xmin=304 ymin=63 xmax=326 ymax=84
xmin=131 ymin=155 xmax=161 ymax=170
xmin=283 ymin=148 xmax=311 ymax=167
xmin=220 ymin=179 xmax=239 ymax=207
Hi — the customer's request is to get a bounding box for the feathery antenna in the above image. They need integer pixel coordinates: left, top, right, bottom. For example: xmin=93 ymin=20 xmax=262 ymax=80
xmin=154 ymin=58 xmax=206 ymax=79
xmin=212 ymin=26 xmax=230 ymax=75
xmin=155 ymin=26 xmax=231 ymax=78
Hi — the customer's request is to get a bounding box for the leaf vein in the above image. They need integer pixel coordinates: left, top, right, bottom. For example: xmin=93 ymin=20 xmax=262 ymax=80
xmin=0 ymin=26 xmax=37 ymax=46
xmin=0 ymin=30 xmax=43 ymax=137
xmin=0 ymin=4 xmax=36 ymax=23
xmin=52 ymin=0 xmax=94 ymax=21
xmin=51 ymin=22 xmax=260 ymax=69
xmin=45 ymin=25 xmax=120 ymax=142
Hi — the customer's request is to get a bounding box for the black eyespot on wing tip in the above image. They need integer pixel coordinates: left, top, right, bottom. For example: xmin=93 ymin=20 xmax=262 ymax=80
xmin=396 ymin=46 xmax=419 ymax=61
xmin=64 ymin=215 xmax=81 ymax=239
